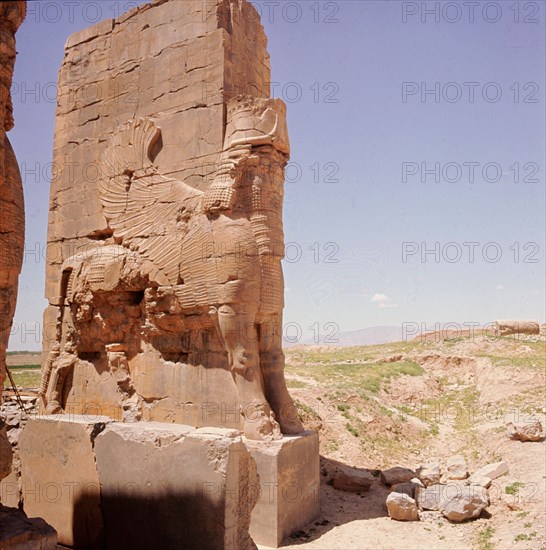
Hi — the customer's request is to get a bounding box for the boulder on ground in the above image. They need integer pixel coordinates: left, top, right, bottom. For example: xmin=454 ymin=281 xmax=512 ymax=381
xmin=506 ymin=419 xmax=544 ymax=442
xmin=386 ymin=492 xmax=419 ymax=521
xmin=380 ymin=467 xmax=415 ymax=486
xmin=468 ymin=461 xmax=508 ymax=483
xmin=415 ymin=484 xmax=446 ymax=511
xmin=333 ymin=467 xmax=375 ymax=493
xmin=391 ymin=482 xmax=419 ymax=498
xmin=440 ymin=486 xmax=489 ymax=522
xmin=446 ymin=455 xmax=468 ymax=480
xmin=416 ymin=460 xmax=441 ymax=487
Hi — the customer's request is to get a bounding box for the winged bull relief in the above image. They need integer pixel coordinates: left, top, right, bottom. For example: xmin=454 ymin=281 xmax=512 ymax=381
xmin=40 ymin=96 xmax=304 ymax=440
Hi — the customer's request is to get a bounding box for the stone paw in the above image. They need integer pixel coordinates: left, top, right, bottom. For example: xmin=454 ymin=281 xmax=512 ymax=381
xmin=243 ymin=401 xmax=282 ymax=441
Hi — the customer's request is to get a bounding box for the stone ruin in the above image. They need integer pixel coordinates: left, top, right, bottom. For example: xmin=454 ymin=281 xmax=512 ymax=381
xmin=40 ymin=0 xmax=303 ymax=442
xmin=0 ymin=2 xmax=58 ymax=547
xmin=0 ymin=1 xmax=25 ymax=404
xmin=2 ymin=1 xmax=320 ymax=548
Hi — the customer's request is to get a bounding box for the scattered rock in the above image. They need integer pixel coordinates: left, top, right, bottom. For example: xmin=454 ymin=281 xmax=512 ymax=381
xmin=446 ymin=455 xmax=468 ymax=480
xmin=416 ymin=460 xmax=441 ymax=487
xmin=415 ymin=484 xmax=445 ymax=511
xmin=391 ymin=482 xmax=418 ymax=498
xmin=333 ymin=467 xmax=375 ymax=493
xmin=440 ymin=486 xmax=489 ymax=522
xmin=469 ymin=476 xmax=492 ymax=489
xmin=506 ymin=418 xmax=544 ymax=442
xmin=468 ymin=461 xmax=508 ymax=483
xmin=386 ymin=492 xmax=419 ymax=521
xmin=380 ymin=467 xmax=415 ymax=486
xmin=418 ymin=510 xmax=446 ymax=523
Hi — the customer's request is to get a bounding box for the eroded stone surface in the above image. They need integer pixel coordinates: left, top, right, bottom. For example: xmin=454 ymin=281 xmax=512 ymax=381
xmin=440 ymin=486 xmax=489 ymax=522
xmin=380 ymin=467 xmax=415 ymax=486
xmin=333 ymin=466 xmax=375 ymax=493
xmin=386 ymin=492 xmax=419 ymax=521
xmin=245 ymin=431 xmax=320 ymax=548
xmin=94 ymin=421 xmax=259 ymax=550
xmin=0 ymin=505 xmax=57 ymax=549
xmin=40 ymin=0 xmax=303 ymax=442
xmin=506 ymin=418 xmax=544 ymax=442
xmin=416 ymin=460 xmax=441 ymax=487
xmin=19 ymin=415 xmax=111 ymax=548
xmin=446 ymin=455 xmax=468 ymax=480
xmin=0 ymin=1 xmax=26 ymax=399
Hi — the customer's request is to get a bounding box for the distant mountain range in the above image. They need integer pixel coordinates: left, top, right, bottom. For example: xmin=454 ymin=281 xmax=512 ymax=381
xmin=286 ymin=326 xmax=406 ymax=347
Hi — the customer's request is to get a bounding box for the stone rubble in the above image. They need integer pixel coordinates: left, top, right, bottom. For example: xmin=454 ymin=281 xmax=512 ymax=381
xmin=506 ymin=418 xmax=544 ymax=442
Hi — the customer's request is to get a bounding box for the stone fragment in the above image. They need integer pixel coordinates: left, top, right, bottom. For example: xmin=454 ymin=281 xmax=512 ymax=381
xmin=386 ymin=492 xmax=419 ymax=521
xmin=333 ymin=466 xmax=375 ymax=493
xmin=416 ymin=460 xmax=441 ymax=487
xmin=380 ymin=467 xmax=415 ymax=486
xmin=391 ymin=482 xmax=418 ymax=498
xmin=468 ymin=461 xmax=509 ymax=483
xmin=0 ymin=505 xmax=57 ymax=549
xmin=245 ymin=432 xmax=320 ymax=548
xmin=470 ymin=476 xmax=492 ymax=489
xmin=418 ymin=510 xmax=445 ymax=523
xmin=415 ymin=484 xmax=445 ymax=511
xmin=506 ymin=418 xmax=544 ymax=442
xmin=94 ymin=422 xmax=259 ymax=550
xmin=446 ymin=455 xmax=468 ymax=480
xmin=494 ymin=320 xmax=540 ymax=336
xmin=440 ymin=486 xmax=489 ymax=522
xmin=19 ymin=415 xmax=112 ymax=548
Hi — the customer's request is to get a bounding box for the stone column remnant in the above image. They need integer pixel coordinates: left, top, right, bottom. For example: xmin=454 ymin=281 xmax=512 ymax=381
xmin=0 ymin=1 xmax=26 ymax=400
xmin=40 ymin=0 xmax=304 ymax=440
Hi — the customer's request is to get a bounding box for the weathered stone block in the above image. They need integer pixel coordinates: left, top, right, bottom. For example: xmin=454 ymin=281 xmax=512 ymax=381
xmin=0 ymin=505 xmax=57 ymax=549
xmin=19 ymin=415 xmax=112 ymax=548
xmin=94 ymin=422 xmax=258 ymax=550
xmin=245 ymin=431 xmax=320 ymax=548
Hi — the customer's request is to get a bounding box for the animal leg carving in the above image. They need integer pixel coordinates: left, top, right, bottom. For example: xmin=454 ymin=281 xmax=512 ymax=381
xmin=217 ymin=304 xmax=281 ymax=440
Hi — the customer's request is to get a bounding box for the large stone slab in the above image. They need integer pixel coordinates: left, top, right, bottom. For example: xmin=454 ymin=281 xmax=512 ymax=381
xmin=19 ymin=415 xmax=112 ymax=548
xmin=94 ymin=422 xmax=258 ymax=550
xmin=245 ymin=431 xmax=320 ymax=547
xmin=18 ymin=416 xmax=260 ymax=549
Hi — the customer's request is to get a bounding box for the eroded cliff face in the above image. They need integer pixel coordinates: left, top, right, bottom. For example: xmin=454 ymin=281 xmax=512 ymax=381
xmin=41 ymin=0 xmax=303 ymax=440
xmin=0 ymin=1 xmax=26 ymax=400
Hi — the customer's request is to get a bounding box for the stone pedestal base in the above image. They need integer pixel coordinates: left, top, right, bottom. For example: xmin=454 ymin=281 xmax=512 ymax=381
xmin=245 ymin=431 xmax=320 ymax=548
xmin=18 ymin=416 xmax=259 ymax=550
xmin=0 ymin=505 xmax=57 ymax=549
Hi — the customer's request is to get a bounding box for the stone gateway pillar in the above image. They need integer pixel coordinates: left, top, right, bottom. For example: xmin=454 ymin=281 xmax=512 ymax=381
xmin=33 ymin=1 xmax=320 ymax=546
xmin=41 ymin=0 xmax=304 ymax=441
xmin=0 ymin=1 xmax=26 ymax=400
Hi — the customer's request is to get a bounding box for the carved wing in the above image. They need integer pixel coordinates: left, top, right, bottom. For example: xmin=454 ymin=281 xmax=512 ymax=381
xmin=99 ymin=118 xmax=203 ymax=286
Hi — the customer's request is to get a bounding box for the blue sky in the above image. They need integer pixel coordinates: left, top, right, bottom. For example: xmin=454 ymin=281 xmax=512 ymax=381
xmin=7 ymin=1 xmax=545 ymax=350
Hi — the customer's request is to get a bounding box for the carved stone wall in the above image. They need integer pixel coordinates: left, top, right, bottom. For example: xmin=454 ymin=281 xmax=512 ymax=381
xmin=42 ymin=0 xmax=302 ymax=440
xmin=0 ymin=1 xmax=26 ymax=400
